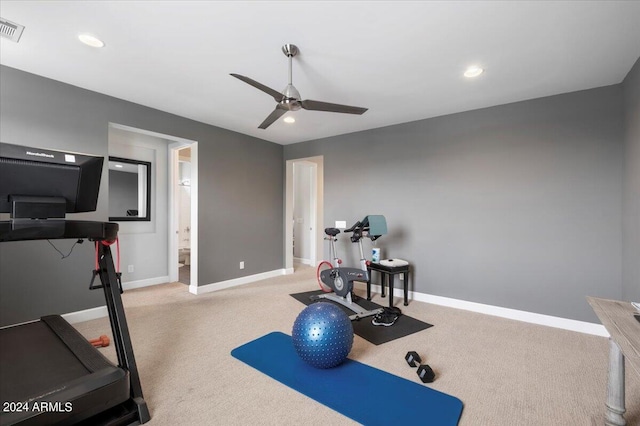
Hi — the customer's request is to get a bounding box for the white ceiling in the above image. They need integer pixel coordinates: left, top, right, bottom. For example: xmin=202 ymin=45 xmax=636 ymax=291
xmin=1 ymin=1 xmax=639 ymax=145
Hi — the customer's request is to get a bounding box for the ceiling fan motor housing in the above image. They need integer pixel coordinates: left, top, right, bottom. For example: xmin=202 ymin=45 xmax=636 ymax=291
xmin=282 ymin=84 xmax=301 ymax=109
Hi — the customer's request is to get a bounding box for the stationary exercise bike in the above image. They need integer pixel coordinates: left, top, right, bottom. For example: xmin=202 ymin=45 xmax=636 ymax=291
xmin=312 ymin=215 xmax=387 ymax=320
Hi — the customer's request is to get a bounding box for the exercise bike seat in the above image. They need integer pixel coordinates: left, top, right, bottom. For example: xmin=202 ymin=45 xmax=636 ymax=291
xmin=324 ymin=227 xmax=341 ymax=237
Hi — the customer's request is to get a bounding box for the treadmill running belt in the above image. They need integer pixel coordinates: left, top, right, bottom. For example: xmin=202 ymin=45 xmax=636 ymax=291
xmin=0 ymin=316 xmax=130 ymax=426
xmin=1 ymin=321 xmax=91 ymax=401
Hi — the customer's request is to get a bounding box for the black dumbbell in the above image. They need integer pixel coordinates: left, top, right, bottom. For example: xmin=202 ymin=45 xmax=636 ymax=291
xmin=404 ymin=351 xmax=436 ymax=383
xmin=416 ymin=364 xmax=435 ymax=383
xmin=405 ymin=351 xmax=421 ymax=367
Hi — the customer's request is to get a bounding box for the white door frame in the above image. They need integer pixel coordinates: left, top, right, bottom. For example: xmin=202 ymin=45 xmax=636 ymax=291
xmin=168 ymin=141 xmax=198 ymax=291
xmin=285 ymin=156 xmax=323 ymax=272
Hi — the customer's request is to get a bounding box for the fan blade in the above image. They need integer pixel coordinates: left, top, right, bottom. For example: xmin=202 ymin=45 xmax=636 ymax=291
xmin=301 ymin=99 xmax=368 ymax=115
xmin=258 ymin=106 xmax=287 ymax=129
xmin=230 ymin=73 xmax=283 ymax=102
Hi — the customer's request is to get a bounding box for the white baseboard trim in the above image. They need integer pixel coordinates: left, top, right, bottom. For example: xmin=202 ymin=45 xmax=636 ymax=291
xmin=122 ymin=276 xmax=170 ymax=291
xmin=190 ymin=269 xmax=290 ymax=295
xmin=294 ymin=257 xmax=311 ymax=265
xmin=62 ymin=306 xmax=108 ymax=324
xmin=361 ymin=283 xmax=609 ymax=337
xmin=58 ymin=274 xmax=607 ymax=336
xmin=55 ymin=276 xmax=169 ymax=325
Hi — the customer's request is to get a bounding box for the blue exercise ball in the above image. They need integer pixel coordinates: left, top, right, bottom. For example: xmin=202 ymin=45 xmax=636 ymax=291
xmin=292 ymin=302 xmax=354 ymax=369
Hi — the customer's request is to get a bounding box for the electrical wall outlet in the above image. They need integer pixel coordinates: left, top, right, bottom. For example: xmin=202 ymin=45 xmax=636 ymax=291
xmin=336 ymin=220 xmax=347 ymax=228
xmin=128 ymin=265 xmax=134 ymax=273
xmin=239 ymin=261 xmax=245 ymax=270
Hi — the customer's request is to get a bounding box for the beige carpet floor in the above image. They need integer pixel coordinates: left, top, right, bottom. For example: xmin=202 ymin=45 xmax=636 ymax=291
xmin=74 ymin=265 xmax=640 ymax=426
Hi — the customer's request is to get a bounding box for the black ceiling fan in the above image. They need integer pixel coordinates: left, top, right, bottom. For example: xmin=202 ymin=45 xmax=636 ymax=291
xmin=231 ymin=44 xmax=368 ymax=129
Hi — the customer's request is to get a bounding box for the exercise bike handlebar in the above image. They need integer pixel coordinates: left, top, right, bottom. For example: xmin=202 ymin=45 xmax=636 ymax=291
xmin=342 ymin=215 xmax=387 ymax=242
xmin=343 ymin=221 xmax=362 ymax=233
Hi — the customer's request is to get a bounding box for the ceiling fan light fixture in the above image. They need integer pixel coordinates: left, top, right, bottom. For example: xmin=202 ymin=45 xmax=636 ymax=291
xmin=284 ymin=116 xmax=295 ymax=124
xmin=78 ymin=33 xmax=105 ymax=48
xmin=464 ymin=65 xmax=484 ymax=78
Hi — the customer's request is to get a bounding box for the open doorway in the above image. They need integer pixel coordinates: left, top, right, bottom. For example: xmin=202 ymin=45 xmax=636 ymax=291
xmin=169 ymin=141 xmax=198 ymax=292
xmin=176 ymin=147 xmax=192 ymax=284
xmin=292 ymin=161 xmax=317 ymax=266
xmin=285 ymin=156 xmax=324 ymax=272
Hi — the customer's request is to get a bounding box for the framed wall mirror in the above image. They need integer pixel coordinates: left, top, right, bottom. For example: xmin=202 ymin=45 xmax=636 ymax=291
xmin=108 ymin=156 xmax=151 ymax=222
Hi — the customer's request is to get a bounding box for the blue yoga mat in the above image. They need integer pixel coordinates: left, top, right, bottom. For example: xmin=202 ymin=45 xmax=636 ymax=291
xmin=231 ymin=332 xmax=463 ymax=426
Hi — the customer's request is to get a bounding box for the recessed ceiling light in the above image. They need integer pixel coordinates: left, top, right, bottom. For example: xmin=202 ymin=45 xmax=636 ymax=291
xmin=464 ymin=66 xmax=484 ymax=78
xmin=78 ymin=33 xmax=105 ymax=48
xmin=283 ymin=116 xmax=295 ymax=124
xmin=114 ymin=164 xmax=123 ymax=168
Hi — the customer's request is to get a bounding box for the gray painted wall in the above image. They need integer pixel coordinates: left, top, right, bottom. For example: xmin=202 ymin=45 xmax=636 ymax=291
xmin=622 ymin=58 xmax=640 ymax=302
xmin=0 ymin=65 xmax=283 ymax=326
xmin=285 ymin=86 xmax=624 ymax=322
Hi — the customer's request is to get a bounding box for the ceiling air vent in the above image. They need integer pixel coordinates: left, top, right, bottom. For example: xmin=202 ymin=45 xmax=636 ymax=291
xmin=0 ymin=18 xmax=25 ymax=43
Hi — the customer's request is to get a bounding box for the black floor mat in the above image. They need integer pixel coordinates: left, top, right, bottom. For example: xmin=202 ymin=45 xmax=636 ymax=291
xmin=290 ymin=290 xmax=433 ymax=345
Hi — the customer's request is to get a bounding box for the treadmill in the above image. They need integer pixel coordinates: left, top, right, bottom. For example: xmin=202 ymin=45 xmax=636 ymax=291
xmin=0 ymin=143 xmax=150 ymax=425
